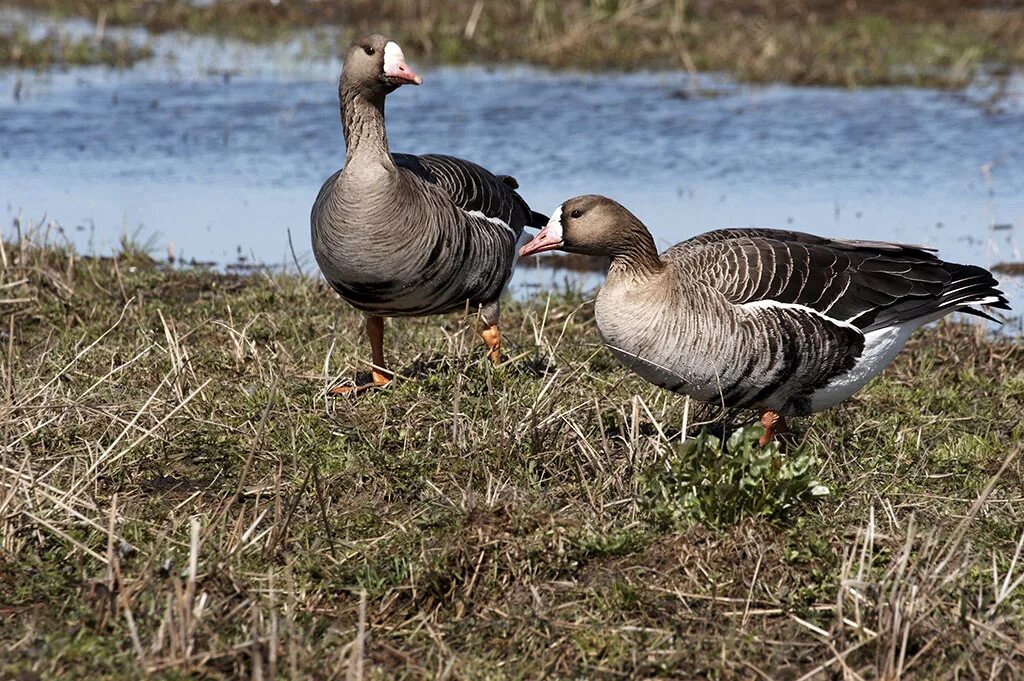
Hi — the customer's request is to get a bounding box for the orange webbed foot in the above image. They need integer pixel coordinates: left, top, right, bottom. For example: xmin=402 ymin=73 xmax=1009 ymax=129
xmin=758 ymin=410 xmax=789 ymax=447
xmin=328 ymin=370 xmax=392 ymax=397
xmin=480 ymin=323 xmax=501 ymax=366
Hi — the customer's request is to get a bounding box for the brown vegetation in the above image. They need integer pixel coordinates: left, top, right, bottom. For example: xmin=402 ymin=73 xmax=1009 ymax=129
xmin=1 ymin=229 xmax=1022 ymax=677
xmin=9 ymin=0 xmax=1024 ymax=86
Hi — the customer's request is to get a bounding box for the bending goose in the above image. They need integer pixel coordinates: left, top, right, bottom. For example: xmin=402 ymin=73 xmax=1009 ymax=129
xmin=312 ymin=34 xmax=546 ymax=393
xmin=520 ymin=195 xmax=1010 ymax=443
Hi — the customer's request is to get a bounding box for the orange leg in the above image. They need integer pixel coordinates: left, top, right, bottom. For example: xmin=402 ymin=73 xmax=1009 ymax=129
xmin=480 ymin=323 xmax=501 ymax=365
xmin=329 ymin=315 xmax=392 ymax=396
xmin=758 ymin=410 xmax=789 ymax=447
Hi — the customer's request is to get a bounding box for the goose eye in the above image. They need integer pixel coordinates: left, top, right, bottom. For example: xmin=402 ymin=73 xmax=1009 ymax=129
xmin=569 ymin=209 xmax=582 ymax=219
xmin=364 ymin=46 xmax=375 ymax=55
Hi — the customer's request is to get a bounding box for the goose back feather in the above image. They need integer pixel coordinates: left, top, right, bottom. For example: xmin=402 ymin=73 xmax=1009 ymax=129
xmin=665 ymin=228 xmax=1006 ymax=329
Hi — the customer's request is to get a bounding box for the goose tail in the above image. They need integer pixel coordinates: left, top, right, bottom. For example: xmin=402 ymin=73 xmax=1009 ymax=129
xmin=529 ymin=210 xmax=550 ymax=228
xmin=939 ymin=262 xmax=1011 ymax=322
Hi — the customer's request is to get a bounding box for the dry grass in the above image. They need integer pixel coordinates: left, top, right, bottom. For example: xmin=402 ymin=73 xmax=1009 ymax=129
xmin=9 ymin=0 xmax=1024 ymax=87
xmin=1 ymin=226 xmax=1023 ymax=679
xmin=0 ymin=22 xmax=151 ymax=68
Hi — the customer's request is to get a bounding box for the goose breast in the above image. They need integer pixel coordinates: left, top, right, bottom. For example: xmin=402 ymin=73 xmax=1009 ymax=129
xmin=312 ymin=154 xmax=535 ymax=318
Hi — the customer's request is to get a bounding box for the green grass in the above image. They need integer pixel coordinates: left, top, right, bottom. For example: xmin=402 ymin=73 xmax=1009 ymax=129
xmin=7 ymin=0 xmax=1024 ymax=87
xmin=642 ymin=425 xmax=830 ymax=529
xmin=1 ymin=232 xmax=1022 ymax=678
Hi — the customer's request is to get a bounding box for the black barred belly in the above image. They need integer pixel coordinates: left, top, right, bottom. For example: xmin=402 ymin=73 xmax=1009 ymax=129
xmin=329 ymin=233 xmax=513 ymax=318
xmin=716 ymin=310 xmax=863 ymax=415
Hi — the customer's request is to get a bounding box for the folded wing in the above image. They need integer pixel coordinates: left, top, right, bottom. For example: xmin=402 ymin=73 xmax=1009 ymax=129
xmin=668 ymin=228 xmax=1009 ymax=331
xmin=393 ymin=153 xmax=547 ymax=237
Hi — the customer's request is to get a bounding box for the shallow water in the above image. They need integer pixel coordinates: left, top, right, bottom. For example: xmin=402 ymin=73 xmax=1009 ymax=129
xmin=2 ymin=16 xmax=1023 ymax=317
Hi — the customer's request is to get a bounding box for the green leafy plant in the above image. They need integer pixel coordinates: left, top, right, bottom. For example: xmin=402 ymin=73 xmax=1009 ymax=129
xmin=642 ymin=425 xmax=829 ymax=529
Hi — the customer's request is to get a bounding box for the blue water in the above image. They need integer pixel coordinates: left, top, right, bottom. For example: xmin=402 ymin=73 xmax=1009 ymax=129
xmin=1 ymin=14 xmax=1022 ymax=313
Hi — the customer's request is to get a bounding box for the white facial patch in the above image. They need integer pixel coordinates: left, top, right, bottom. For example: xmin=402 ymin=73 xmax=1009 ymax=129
xmin=545 ymin=204 xmax=564 ymax=242
xmin=383 ymin=41 xmax=405 ymax=73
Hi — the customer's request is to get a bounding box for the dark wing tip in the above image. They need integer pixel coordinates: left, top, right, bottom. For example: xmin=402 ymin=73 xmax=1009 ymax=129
xmin=499 ymin=175 xmax=520 ymax=190
xmin=529 ymin=210 xmax=549 ymax=228
xmin=985 ymin=294 xmax=1013 ymax=311
xmin=979 ymin=295 xmax=1012 ymax=317
xmin=940 ymin=262 xmax=1012 ymax=323
xmin=959 ymin=306 xmax=1006 ymax=324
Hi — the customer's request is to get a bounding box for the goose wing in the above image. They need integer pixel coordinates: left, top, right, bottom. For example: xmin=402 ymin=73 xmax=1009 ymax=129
xmin=661 ymin=228 xmax=1008 ymax=413
xmin=392 ymin=153 xmax=547 ymax=236
xmin=666 ymin=228 xmax=1009 ymax=331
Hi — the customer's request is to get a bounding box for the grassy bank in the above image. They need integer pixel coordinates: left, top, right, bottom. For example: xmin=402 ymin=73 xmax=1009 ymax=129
xmin=0 ymin=24 xmax=150 ymax=69
xmin=1 ymin=237 xmax=1023 ymax=679
xmin=8 ymin=0 xmax=1024 ymax=87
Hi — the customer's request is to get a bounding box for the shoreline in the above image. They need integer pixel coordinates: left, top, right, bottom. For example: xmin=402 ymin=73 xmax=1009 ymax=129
xmin=4 ymin=0 xmax=1024 ymax=88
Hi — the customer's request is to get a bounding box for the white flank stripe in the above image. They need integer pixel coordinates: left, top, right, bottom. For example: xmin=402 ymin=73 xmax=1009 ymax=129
xmin=463 ymin=209 xmax=514 ymax=235
xmin=740 ymin=299 xmax=861 ymax=332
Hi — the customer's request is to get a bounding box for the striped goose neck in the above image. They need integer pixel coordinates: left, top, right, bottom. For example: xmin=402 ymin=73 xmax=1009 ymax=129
xmin=606 ymin=223 xmax=663 ymax=278
xmin=340 ymin=85 xmax=394 ymax=169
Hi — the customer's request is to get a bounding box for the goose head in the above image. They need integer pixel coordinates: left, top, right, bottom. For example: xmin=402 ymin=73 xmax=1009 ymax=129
xmin=519 ymin=195 xmax=652 ymax=259
xmin=342 ymin=33 xmax=422 ymax=96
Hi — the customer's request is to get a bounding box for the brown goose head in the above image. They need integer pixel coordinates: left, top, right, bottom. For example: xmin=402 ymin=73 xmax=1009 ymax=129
xmin=519 ymin=195 xmax=660 ymax=270
xmin=341 ymin=33 xmax=422 ymax=97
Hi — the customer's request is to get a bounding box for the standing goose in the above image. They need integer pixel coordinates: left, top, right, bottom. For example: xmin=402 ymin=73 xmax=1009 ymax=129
xmin=520 ymin=195 xmax=1010 ymax=443
xmin=312 ymin=33 xmax=546 ymax=394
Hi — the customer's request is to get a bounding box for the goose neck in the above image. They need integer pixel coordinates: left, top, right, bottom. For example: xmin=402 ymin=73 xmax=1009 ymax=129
xmin=607 ymin=231 xmax=664 ymax=279
xmin=341 ymin=85 xmax=394 ymax=168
